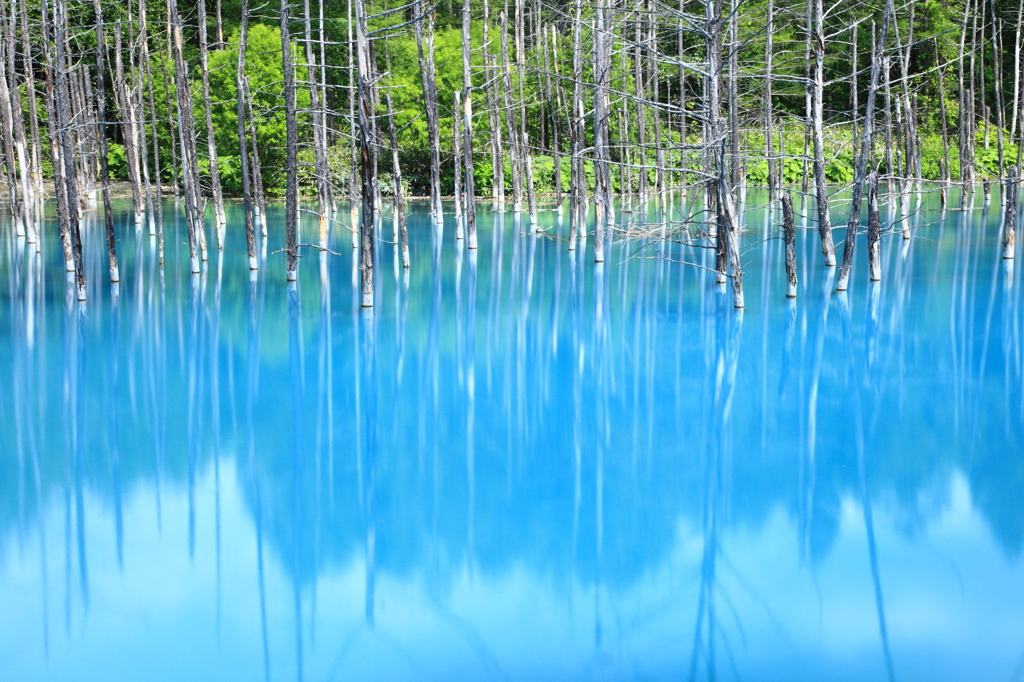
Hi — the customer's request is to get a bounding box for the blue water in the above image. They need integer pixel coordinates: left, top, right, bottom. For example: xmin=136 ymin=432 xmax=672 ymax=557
xmin=1 ymin=189 xmax=1022 ymax=682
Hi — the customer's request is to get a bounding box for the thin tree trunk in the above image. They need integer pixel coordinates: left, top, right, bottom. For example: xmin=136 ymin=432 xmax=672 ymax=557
xmin=483 ymin=0 xmax=504 ymax=202
xmin=386 ymin=93 xmax=409 ymax=268
xmin=1004 ymin=165 xmax=1018 ymax=259
xmin=764 ymin=0 xmax=776 ymax=204
xmin=355 ymin=0 xmax=375 ymax=306
xmin=93 ymin=0 xmax=119 ymax=282
xmin=837 ymin=2 xmax=892 ymax=291
xmin=237 ymin=0 xmax=257 ymax=270
xmin=783 ymin=191 xmax=797 ymax=297
xmin=5 ymin=0 xmax=32 ymax=240
xmin=568 ymin=0 xmax=584 ymax=249
xmin=282 ymin=0 xmax=300 ymax=281
xmin=113 ymin=23 xmax=145 ymax=226
xmin=0 ymin=14 xmax=24 ymax=239
xmin=48 ymin=0 xmax=86 ymax=299
xmin=169 ymin=0 xmax=203 ymax=272
xmin=867 ymin=173 xmax=881 ymax=280
xmin=415 ymin=0 xmax=443 ymax=225
xmin=462 ymin=0 xmax=477 ymax=248
xmin=593 ymin=0 xmax=611 ymax=262
xmin=811 ymin=0 xmax=836 ymax=265
xmin=500 ymin=5 xmax=523 ymax=211
xmin=303 ymin=0 xmax=330 ymax=242
xmin=454 ymin=89 xmax=464 ymax=238
xmin=198 ymin=0 xmax=226 ymax=237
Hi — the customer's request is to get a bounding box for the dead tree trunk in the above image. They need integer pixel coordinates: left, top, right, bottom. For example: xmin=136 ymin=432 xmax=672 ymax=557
xmin=592 ymin=0 xmax=612 ymax=263
xmin=568 ymin=0 xmax=584 ymax=249
xmin=454 ymin=89 xmax=464 ymax=238
xmin=93 ymin=0 xmax=119 ymax=282
xmin=483 ymin=0 xmax=504 ymax=202
xmin=4 ymin=2 xmax=32 ymax=240
xmin=386 ymin=94 xmax=409 ymax=268
xmin=837 ymin=3 xmax=891 ymax=292
xmin=355 ymin=0 xmax=375 ymax=306
xmin=500 ymin=5 xmax=523 ymax=212
xmin=811 ymin=0 xmax=836 ymax=265
xmin=303 ymin=0 xmax=330 ymax=242
xmin=462 ymin=0 xmax=478 ymax=248
xmin=867 ymin=173 xmax=881 ymax=281
xmin=198 ymin=0 xmax=226 ymax=237
xmin=49 ymin=0 xmax=86 ymax=299
xmin=414 ymin=0 xmax=443 ymax=225
xmin=169 ymin=0 xmax=204 ymax=271
xmin=1004 ymin=165 xmax=1018 ymax=259
xmin=783 ymin=191 xmax=797 ymax=297
xmin=113 ymin=23 xmax=145 ymax=227
xmin=281 ymin=0 xmax=299 ymax=281
xmin=237 ymin=0 xmax=257 ymax=270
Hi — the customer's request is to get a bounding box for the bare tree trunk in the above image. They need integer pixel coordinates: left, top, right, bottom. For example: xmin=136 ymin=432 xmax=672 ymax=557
xmin=727 ymin=0 xmax=741 ymax=192
xmin=0 ymin=15 xmax=24 ymax=239
xmin=18 ymin=0 xmax=42 ymax=198
xmin=837 ymin=3 xmax=892 ymax=292
xmin=568 ymin=0 xmax=584 ymax=249
xmin=462 ymin=0 xmax=478 ymax=248
xmin=867 ymin=173 xmax=881 ymax=280
xmin=48 ymin=0 xmax=86 ymax=299
xmin=811 ymin=0 xmax=836 ymax=265
xmin=5 ymin=0 xmax=32 ymax=241
xmin=764 ymin=0 xmax=776 ymax=204
xmin=544 ymin=25 xmax=562 ymax=209
xmin=990 ymin=2 xmax=1006 ymax=188
xmin=454 ymin=89 xmax=464 ymax=238
xmin=237 ymin=0 xmax=257 ymax=270
xmin=783 ymin=191 xmax=796 ymax=297
xmin=500 ymin=5 xmax=523 ymax=211
xmin=415 ymin=0 xmax=443 ymax=225
xmin=169 ymin=0 xmax=203 ymax=272
xmin=142 ymin=15 xmax=166 ymax=263
xmin=592 ymin=0 xmax=612 ymax=263
xmin=198 ymin=0 xmax=226 ymax=237
xmin=113 ymin=23 xmax=145 ymax=226
xmin=1005 ymin=165 xmax=1018 ymax=259
xmin=386 ymin=94 xmax=409 ymax=268
xmin=244 ymin=75 xmax=267 ymax=235
xmin=303 ymin=0 xmax=330 ymax=241
xmin=282 ymin=0 xmax=299 ymax=281
xmin=93 ymin=0 xmax=119 ymax=282
xmin=934 ymin=39 xmax=952 ymax=203
xmin=483 ymin=0 xmax=504 ymax=202
xmin=355 ymin=0 xmax=375 ymax=306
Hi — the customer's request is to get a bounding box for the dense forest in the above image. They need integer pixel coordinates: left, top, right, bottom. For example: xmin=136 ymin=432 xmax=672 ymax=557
xmin=2 ymin=0 xmax=1023 ymax=302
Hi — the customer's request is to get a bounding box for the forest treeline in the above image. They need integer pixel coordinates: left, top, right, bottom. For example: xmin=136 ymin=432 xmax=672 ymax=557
xmin=3 ymin=0 xmax=1023 ymax=302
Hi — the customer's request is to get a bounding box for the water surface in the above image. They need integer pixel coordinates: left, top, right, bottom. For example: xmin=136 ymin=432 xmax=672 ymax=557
xmin=1 ymin=190 xmax=1023 ymax=681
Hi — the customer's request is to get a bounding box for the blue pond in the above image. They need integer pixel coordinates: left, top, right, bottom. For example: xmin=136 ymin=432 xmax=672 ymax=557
xmin=1 ymin=189 xmax=1022 ymax=681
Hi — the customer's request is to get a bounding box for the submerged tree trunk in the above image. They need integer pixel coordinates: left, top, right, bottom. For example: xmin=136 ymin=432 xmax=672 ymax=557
xmin=1004 ymin=166 xmax=1018 ymax=259
xmin=237 ymin=0 xmax=257 ymax=270
xmin=592 ymin=0 xmax=611 ymax=263
xmin=49 ymin=0 xmax=86 ymax=299
xmin=462 ymin=0 xmax=477 ymax=248
xmin=837 ymin=2 xmax=891 ymax=292
xmin=198 ymin=0 xmax=226 ymax=237
xmin=93 ymin=0 xmax=119 ymax=282
xmin=415 ymin=0 xmax=443 ymax=225
xmin=282 ymin=0 xmax=299 ymax=282
xmin=783 ymin=191 xmax=797 ymax=297
xmin=386 ymin=94 xmax=409 ymax=269
xmin=356 ymin=0 xmax=375 ymax=306
xmin=811 ymin=0 xmax=836 ymax=266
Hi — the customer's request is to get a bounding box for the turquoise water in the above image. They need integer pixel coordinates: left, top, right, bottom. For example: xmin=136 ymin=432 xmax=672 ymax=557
xmin=1 ymin=190 xmax=1022 ymax=681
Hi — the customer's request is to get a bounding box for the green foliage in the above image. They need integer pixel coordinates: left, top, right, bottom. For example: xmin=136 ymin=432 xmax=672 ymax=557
xmin=106 ymin=142 xmax=128 ymax=180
